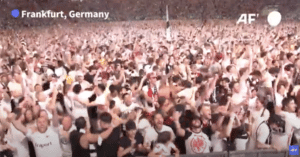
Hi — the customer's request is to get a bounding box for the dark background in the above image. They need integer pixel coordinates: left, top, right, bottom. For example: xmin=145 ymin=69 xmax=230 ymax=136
xmin=0 ymin=0 xmax=300 ymax=29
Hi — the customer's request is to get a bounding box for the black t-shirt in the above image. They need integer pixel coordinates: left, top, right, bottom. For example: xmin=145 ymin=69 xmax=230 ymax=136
xmin=88 ymin=94 xmax=98 ymax=119
xmin=69 ymin=131 xmax=90 ymax=157
xmin=84 ymin=73 xmax=95 ymax=84
xmin=183 ymin=129 xmax=191 ymax=140
xmin=202 ymin=124 xmax=213 ymax=140
xmin=169 ymin=113 xmax=188 ymax=154
xmin=96 ymin=125 xmax=121 ymax=157
xmin=119 ymin=132 xmax=144 ymax=157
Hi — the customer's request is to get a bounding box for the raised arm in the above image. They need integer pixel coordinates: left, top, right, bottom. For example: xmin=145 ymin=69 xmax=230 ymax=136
xmin=172 ymin=111 xmax=185 ymax=137
xmin=11 ymin=113 xmax=28 ymax=135
xmin=50 ymin=88 xmax=59 ymax=127
xmin=223 ymin=113 xmax=237 ymax=138
xmin=137 ymin=75 xmax=147 ymax=91
xmin=93 ymin=68 xmax=102 ymax=86
xmin=80 ymin=126 xmax=114 ymax=149
xmin=274 ymin=63 xmax=284 ymax=114
xmin=204 ymin=74 xmax=218 ymax=99
xmin=113 ymin=68 xmax=125 ymax=85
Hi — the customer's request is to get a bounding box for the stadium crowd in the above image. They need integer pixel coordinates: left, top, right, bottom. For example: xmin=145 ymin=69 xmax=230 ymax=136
xmin=0 ymin=20 xmax=300 ymax=157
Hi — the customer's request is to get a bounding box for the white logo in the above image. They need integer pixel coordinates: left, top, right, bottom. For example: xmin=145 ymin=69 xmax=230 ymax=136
xmin=291 ymin=148 xmax=297 ymax=152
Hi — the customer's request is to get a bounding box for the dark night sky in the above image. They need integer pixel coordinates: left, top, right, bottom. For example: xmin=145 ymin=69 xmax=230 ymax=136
xmin=0 ymin=0 xmax=299 ymax=29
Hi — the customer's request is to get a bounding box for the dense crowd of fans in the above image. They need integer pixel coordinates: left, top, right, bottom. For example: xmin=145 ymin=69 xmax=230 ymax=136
xmin=0 ymin=20 xmax=300 ymax=157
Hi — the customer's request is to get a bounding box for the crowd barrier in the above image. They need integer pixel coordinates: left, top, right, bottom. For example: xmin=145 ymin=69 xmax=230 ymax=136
xmin=139 ymin=149 xmax=300 ymax=157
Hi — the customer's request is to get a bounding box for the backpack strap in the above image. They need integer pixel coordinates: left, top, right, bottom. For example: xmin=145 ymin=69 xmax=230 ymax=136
xmin=260 ymin=108 xmax=266 ymax=117
xmin=255 ymin=121 xmax=271 ymax=145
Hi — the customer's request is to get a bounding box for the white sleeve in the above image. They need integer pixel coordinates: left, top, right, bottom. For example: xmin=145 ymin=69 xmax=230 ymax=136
xmin=142 ymin=86 xmax=148 ymax=93
xmin=166 ymin=127 xmax=176 ymax=141
xmin=43 ymin=89 xmax=52 ymax=96
xmin=171 ymin=129 xmax=176 ymax=141
xmin=275 ymin=93 xmax=283 ymax=107
xmin=263 ymin=109 xmax=270 ymax=121
xmin=153 ymin=144 xmax=162 ymax=154
xmin=177 ymin=90 xmax=185 ymax=97
xmin=169 ymin=142 xmax=176 ymax=150
xmin=26 ymin=129 xmax=33 ymax=140
xmin=98 ymin=136 xmax=103 ymax=146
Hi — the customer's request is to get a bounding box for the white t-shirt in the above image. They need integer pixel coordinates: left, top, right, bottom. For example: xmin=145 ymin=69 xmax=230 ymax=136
xmin=77 ymin=91 xmax=94 ymax=103
xmin=263 ymin=72 xmax=275 ymax=88
xmin=94 ymin=94 xmax=106 ymax=105
xmin=71 ymin=91 xmax=93 ymax=118
xmin=119 ymin=102 xmax=140 ymax=114
xmin=0 ymin=100 xmax=12 ymax=119
xmin=59 ymin=125 xmax=76 ymax=156
xmin=248 ymin=97 xmax=257 ymax=113
xmin=8 ymin=81 xmax=22 ymax=96
xmin=111 ymin=97 xmax=122 ymax=108
xmin=64 ymin=96 xmax=73 ymax=111
xmin=142 ymin=82 xmax=161 ymax=113
xmin=144 ymin=125 xmax=175 ymax=146
xmin=271 ymin=133 xmax=290 ymax=150
xmin=281 ymin=112 xmax=300 ymax=136
xmin=144 ymin=64 xmax=154 ymax=74
xmin=211 ymin=132 xmax=224 ymax=152
xmin=239 ymin=80 xmax=248 ymax=97
xmin=72 ymin=100 xmax=89 ymax=119
xmin=231 ymin=93 xmax=245 ymax=106
xmin=26 ymin=127 xmax=62 ymax=157
xmin=235 ymin=138 xmax=248 ymax=151
xmin=55 ymin=67 xmax=66 ymax=78
xmin=68 ymin=71 xmax=77 ymax=82
xmin=138 ymin=118 xmax=152 ymax=137
xmin=185 ymin=131 xmax=211 ymax=154
xmin=177 ymin=87 xmax=198 ymax=101
xmin=252 ymin=108 xmax=270 ymax=122
xmin=8 ymin=124 xmax=29 ymax=157
xmin=142 ymin=82 xmax=161 ymax=94
xmin=236 ymin=58 xmax=249 ymax=70
xmin=248 ymin=117 xmax=270 ymax=150
xmin=153 ymin=143 xmax=176 ymax=156
xmin=275 ymin=92 xmax=284 ymax=108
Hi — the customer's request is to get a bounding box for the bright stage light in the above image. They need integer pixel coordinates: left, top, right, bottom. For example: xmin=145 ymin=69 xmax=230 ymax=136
xmin=267 ymin=11 xmax=281 ymax=27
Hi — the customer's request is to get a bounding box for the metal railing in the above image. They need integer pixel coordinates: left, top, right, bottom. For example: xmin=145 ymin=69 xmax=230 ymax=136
xmin=139 ymin=149 xmax=300 ymax=157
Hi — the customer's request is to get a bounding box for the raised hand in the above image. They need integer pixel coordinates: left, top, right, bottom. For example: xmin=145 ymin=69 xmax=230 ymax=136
xmin=172 ymin=111 xmax=182 ymax=122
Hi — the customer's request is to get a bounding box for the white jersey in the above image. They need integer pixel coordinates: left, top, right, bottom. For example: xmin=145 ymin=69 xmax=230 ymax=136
xmin=7 ymin=124 xmax=30 ymax=157
xmin=59 ymin=125 xmax=76 ymax=157
xmin=185 ymin=131 xmax=211 ymax=154
xmin=211 ymin=132 xmax=224 ymax=152
xmin=153 ymin=143 xmax=176 ymax=156
xmin=70 ymin=91 xmax=93 ymax=119
xmin=144 ymin=125 xmax=175 ymax=146
xmin=26 ymin=127 xmax=62 ymax=157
